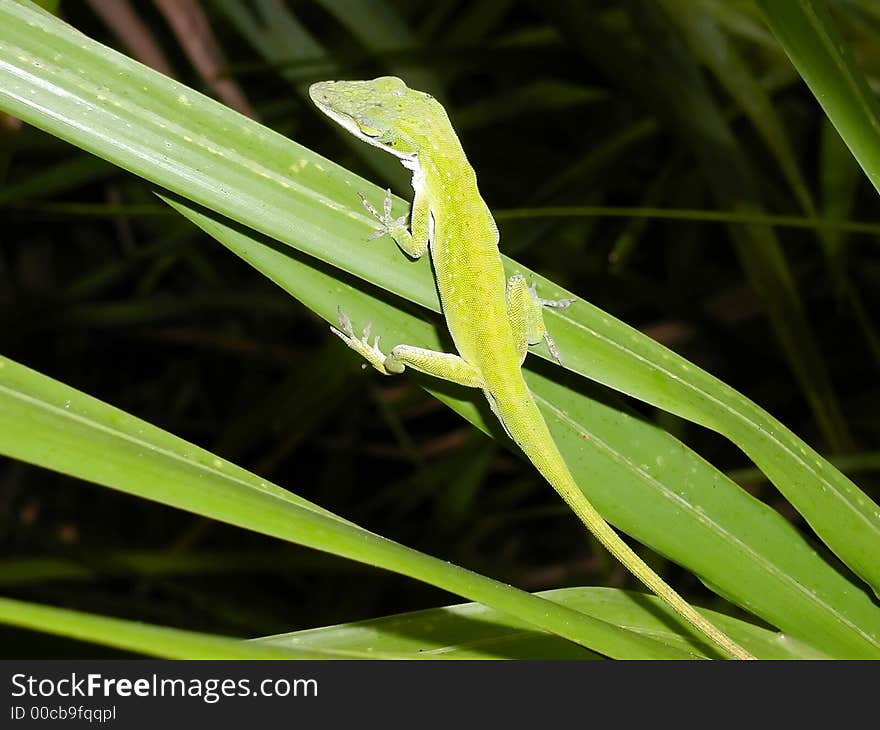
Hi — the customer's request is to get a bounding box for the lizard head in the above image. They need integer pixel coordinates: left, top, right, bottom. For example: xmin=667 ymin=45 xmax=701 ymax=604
xmin=309 ymin=77 xmax=435 ymax=160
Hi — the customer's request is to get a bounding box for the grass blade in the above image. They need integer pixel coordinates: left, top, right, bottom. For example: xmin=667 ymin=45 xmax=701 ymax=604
xmin=0 ymin=354 xmax=693 ymax=660
xmin=757 ymin=0 xmax=880 ymax=196
xmin=165 ymin=193 xmax=880 ymax=658
xmin=0 ymin=595 xmax=330 ymax=659
xmin=1 ymin=0 xmax=878 ymax=652
xmin=256 ymin=587 xmax=828 ymax=660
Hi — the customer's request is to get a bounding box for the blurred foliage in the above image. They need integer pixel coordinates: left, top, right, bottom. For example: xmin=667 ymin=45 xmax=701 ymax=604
xmin=1 ymin=0 xmax=879 ymax=657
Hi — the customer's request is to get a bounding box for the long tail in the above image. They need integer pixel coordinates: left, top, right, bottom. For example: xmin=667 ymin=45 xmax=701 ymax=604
xmin=494 ymin=382 xmax=756 ymax=660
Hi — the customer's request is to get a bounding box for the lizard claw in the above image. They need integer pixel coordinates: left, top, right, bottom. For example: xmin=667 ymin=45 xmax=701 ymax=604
xmin=544 ymin=332 xmax=565 ymax=365
xmin=358 ymin=191 xmax=379 ymax=218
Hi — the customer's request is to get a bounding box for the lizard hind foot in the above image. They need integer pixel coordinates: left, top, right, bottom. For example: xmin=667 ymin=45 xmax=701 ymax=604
xmin=330 ymin=306 xmax=402 ymax=375
xmin=529 ymin=282 xmax=576 ymax=309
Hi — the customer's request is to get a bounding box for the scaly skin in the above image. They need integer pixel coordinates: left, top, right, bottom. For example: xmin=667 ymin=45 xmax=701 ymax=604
xmin=310 ymin=77 xmax=755 ymax=660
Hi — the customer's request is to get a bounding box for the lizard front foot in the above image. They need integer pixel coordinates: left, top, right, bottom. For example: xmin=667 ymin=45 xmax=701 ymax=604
xmin=331 ymin=306 xmax=404 ymax=375
xmin=359 ymin=188 xmax=409 ymax=242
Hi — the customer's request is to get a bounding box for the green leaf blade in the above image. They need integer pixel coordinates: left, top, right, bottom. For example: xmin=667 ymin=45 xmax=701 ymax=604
xmin=0 ymin=354 xmax=694 ymax=660
xmin=256 ymin=587 xmax=829 ymax=660
xmin=165 ymin=194 xmax=880 ymax=659
xmin=0 ymin=596 xmax=328 ymax=659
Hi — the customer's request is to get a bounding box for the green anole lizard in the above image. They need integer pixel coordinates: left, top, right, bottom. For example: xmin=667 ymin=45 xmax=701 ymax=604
xmin=310 ymin=76 xmax=755 ymax=660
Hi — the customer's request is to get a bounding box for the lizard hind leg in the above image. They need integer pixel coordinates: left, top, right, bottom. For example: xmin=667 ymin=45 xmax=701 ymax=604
xmin=505 ymin=275 xmax=575 ymax=365
xmin=332 ymin=307 xmax=485 ymax=387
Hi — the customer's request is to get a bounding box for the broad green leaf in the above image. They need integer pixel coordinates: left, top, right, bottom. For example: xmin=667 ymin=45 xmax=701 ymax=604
xmin=757 ymin=1 xmax=880 ymax=365
xmin=0 ymin=586 xmax=820 ymax=660
xmin=727 ymin=450 xmax=880 ymax=487
xmin=165 ymin=193 xmax=880 ymax=659
xmin=757 ymin=0 xmax=880 ymax=197
xmin=0 ymin=595 xmax=329 ymax=659
xmin=539 ymin=0 xmax=878 ymax=590
xmin=0 ymin=354 xmax=693 ymax=660
xmin=1 ymin=0 xmax=878 ymax=653
xmin=546 ymin=1 xmax=850 ymax=457
xmin=256 ymin=587 xmax=828 ymax=660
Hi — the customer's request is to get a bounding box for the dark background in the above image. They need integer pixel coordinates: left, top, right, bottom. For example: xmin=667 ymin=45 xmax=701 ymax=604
xmin=1 ymin=0 xmax=879 ymax=657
